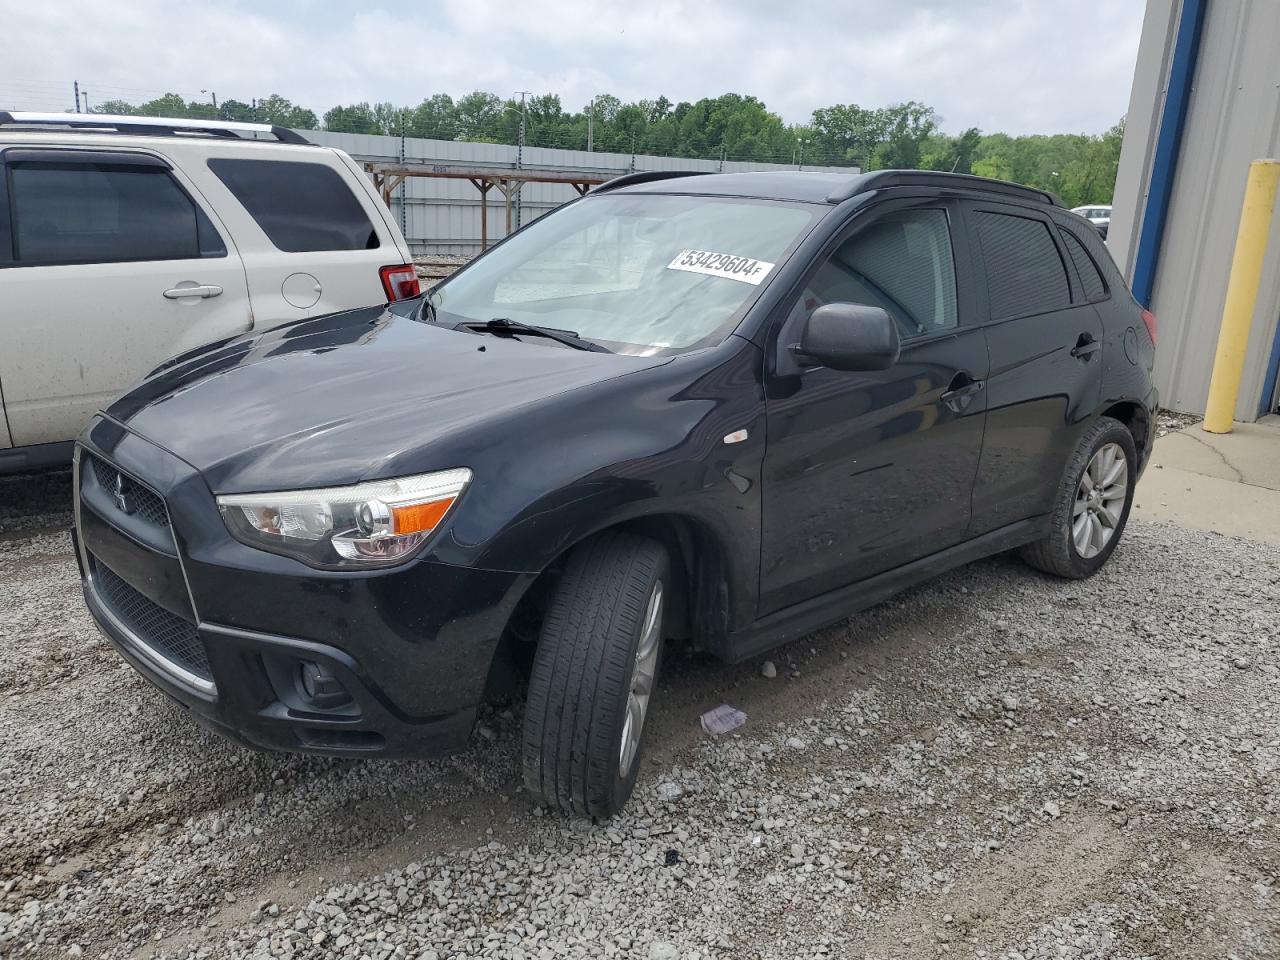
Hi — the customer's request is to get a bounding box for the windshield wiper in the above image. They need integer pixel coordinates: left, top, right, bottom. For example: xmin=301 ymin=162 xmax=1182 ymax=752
xmin=462 ymin=317 xmax=611 ymax=353
xmin=417 ymin=295 xmax=439 ymax=325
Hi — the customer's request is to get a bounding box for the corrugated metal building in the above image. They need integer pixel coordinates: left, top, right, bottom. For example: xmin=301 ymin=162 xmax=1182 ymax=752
xmin=303 ymin=130 xmax=854 ymax=257
xmin=1111 ymin=0 xmax=1280 ymax=420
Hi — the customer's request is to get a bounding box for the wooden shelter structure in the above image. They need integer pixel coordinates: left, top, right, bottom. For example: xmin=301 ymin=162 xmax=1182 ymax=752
xmin=363 ymin=159 xmax=614 ymax=251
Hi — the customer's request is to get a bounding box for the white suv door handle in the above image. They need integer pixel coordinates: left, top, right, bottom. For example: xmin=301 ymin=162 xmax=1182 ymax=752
xmin=163 ymin=284 xmax=223 ymax=300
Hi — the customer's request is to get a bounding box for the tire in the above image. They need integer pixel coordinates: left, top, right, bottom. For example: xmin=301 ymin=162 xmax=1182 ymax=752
xmin=1020 ymin=416 xmax=1137 ymax=579
xmin=522 ymin=532 xmax=669 ymax=818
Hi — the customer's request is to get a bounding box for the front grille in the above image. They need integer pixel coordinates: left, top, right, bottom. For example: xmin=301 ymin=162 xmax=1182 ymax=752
xmin=87 ymin=456 xmax=170 ymax=529
xmin=93 ymin=559 xmax=213 ymax=683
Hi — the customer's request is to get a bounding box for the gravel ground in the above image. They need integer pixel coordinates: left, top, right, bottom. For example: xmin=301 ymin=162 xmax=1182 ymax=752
xmin=413 ymin=256 xmax=470 ymax=287
xmin=1 ymin=468 xmax=1278 ymax=959
xmin=1155 ymin=410 xmax=1201 ymax=438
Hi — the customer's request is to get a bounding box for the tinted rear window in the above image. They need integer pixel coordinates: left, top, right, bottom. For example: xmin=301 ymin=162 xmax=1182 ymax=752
xmin=208 ymin=158 xmax=379 ymax=253
xmin=8 ymin=161 xmax=224 ymax=265
xmin=1058 ymin=227 xmax=1107 ymax=301
xmin=974 ymin=210 xmax=1071 ymax=320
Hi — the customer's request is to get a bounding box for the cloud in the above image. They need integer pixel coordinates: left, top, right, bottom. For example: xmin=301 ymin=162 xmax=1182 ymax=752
xmin=0 ymin=0 xmax=1142 ymax=134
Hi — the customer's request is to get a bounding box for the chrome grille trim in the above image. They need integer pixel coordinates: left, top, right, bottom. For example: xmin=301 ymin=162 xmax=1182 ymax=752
xmin=92 ymin=560 xmax=213 ymax=680
xmin=74 ymin=445 xmax=216 ymax=697
xmin=84 ymin=563 xmax=218 ymax=696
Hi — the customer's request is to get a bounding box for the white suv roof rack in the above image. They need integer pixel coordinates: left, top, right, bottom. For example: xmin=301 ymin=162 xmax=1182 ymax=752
xmin=0 ymin=111 xmax=311 ymax=145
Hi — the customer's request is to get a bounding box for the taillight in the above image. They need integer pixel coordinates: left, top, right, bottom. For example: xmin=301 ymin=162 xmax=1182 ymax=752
xmin=1140 ymin=309 xmax=1157 ymax=345
xmin=379 ymin=264 xmax=421 ymax=302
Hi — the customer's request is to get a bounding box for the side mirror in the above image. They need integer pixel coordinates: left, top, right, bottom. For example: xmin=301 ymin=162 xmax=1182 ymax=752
xmin=795 ymin=303 xmax=900 ymax=372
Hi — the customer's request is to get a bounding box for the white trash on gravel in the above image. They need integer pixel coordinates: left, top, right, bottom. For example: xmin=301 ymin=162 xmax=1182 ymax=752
xmin=699 ymin=704 xmax=748 ymax=736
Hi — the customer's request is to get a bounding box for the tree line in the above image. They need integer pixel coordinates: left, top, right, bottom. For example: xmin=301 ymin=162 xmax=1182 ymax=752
xmin=92 ymin=91 xmax=1124 ymax=208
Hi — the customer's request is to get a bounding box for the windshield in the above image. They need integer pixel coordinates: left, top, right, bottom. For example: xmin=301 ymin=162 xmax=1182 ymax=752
xmin=428 ymin=193 xmax=820 ymax=355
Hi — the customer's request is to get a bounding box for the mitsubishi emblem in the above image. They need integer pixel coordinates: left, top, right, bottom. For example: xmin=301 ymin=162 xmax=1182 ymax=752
xmin=112 ymin=473 xmax=135 ymax=515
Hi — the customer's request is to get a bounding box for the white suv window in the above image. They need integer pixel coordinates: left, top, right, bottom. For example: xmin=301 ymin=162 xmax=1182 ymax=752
xmin=8 ymin=158 xmax=225 ymax=266
xmin=207 ymin=158 xmax=379 ymax=253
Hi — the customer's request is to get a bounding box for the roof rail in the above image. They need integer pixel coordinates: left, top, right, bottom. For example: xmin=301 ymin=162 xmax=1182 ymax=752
xmin=827 ymin=170 xmax=1062 ymax=207
xmin=590 ymin=170 xmax=710 ymax=194
xmin=0 ymin=111 xmax=310 ymax=145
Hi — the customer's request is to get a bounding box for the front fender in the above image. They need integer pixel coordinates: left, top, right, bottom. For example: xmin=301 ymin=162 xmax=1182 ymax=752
xmin=419 ymin=340 xmax=767 ymax=633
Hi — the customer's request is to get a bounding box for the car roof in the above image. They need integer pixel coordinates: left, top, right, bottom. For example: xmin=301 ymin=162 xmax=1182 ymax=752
xmin=0 ymin=129 xmax=328 ymax=159
xmin=0 ymin=111 xmax=311 ymax=145
xmin=615 ymin=171 xmax=860 ymax=203
xmin=603 ymin=169 xmax=1063 ymax=207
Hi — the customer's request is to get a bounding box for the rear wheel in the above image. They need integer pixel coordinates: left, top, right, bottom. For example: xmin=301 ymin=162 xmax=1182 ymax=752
xmin=522 ymin=532 xmax=668 ymax=818
xmin=1020 ymin=416 xmax=1136 ymax=579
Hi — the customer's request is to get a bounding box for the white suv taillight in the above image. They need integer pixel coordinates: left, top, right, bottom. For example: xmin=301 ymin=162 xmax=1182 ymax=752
xmin=379 ymin=264 xmax=421 ymax=302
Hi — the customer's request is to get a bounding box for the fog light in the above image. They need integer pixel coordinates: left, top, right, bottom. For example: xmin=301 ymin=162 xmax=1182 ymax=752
xmin=297 ymin=661 xmax=353 ymax=709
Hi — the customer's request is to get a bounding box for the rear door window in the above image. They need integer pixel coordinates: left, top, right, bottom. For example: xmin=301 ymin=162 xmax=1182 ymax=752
xmin=6 ymin=159 xmax=225 ymax=266
xmin=1058 ymin=227 xmax=1108 ymax=302
xmin=973 ymin=210 xmax=1071 ymax=320
xmin=208 ymin=158 xmax=379 ymax=252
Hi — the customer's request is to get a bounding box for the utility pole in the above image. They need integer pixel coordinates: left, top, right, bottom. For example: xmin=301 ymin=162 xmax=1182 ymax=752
xmin=398 ymin=120 xmax=407 ymax=238
xmin=515 ymin=91 xmax=531 ymax=167
xmin=73 ymin=80 xmax=81 ymax=113
xmin=587 ymin=97 xmax=594 ymax=153
xmin=515 ymin=91 xmax=532 ymax=229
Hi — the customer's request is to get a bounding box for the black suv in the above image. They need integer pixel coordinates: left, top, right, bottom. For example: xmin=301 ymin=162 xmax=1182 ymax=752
xmin=74 ymin=170 xmax=1157 ymax=818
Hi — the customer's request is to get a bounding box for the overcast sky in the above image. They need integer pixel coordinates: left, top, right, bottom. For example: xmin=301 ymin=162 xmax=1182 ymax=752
xmin=2 ymin=0 xmax=1145 ymax=135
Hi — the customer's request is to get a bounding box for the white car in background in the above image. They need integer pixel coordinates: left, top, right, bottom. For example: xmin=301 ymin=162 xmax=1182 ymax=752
xmin=1071 ymin=203 xmax=1112 ymax=239
xmin=0 ymin=112 xmax=420 ymax=472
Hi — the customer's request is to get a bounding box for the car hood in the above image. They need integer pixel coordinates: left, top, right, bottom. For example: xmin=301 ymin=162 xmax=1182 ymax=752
xmin=107 ymin=306 xmax=671 ymax=493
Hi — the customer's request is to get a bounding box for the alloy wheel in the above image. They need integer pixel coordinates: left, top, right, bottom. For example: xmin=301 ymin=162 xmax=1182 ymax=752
xmin=1072 ymin=442 xmax=1128 ymax=559
xmin=618 ymin=580 xmax=663 ymax=775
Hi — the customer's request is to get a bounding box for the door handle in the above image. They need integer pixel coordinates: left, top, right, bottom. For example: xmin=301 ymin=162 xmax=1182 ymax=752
xmin=163 ymin=284 xmax=223 ymax=300
xmin=941 ymin=373 xmax=985 ymax=413
xmin=1070 ymin=334 xmax=1100 ymax=359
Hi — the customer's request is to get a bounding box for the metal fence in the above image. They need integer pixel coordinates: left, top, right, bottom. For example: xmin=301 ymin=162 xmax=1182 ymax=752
xmin=303 ymin=130 xmax=856 ymax=256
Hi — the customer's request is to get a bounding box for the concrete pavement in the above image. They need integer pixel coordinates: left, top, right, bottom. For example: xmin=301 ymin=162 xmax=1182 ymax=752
xmin=1133 ymin=415 xmax=1280 ymax=543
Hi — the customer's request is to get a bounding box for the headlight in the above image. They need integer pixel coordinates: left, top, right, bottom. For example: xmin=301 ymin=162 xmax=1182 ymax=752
xmin=217 ymin=468 xmax=471 ymax=569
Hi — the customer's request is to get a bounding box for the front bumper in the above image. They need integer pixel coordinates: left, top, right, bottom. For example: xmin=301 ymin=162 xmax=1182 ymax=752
xmin=74 ymin=417 xmax=533 ymax=759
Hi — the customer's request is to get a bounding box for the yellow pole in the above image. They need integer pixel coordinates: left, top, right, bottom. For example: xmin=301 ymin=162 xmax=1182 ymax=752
xmin=1203 ymin=159 xmax=1280 ymax=433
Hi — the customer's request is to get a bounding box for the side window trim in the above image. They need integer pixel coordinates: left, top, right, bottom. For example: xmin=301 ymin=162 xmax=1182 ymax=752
xmin=1 ymin=147 xmax=171 ymax=169
xmin=964 ymin=200 xmax=1077 ymax=324
xmin=0 ymin=148 xmax=228 ymax=268
xmin=0 ymin=158 xmax=12 ymax=263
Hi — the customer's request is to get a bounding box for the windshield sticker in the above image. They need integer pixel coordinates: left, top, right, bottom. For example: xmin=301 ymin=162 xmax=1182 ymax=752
xmin=666 ymin=249 xmax=775 ymax=285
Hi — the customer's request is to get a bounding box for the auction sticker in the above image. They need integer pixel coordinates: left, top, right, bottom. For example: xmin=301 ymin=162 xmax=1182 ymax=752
xmin=667 ymin=249 xmax=775 ymax=285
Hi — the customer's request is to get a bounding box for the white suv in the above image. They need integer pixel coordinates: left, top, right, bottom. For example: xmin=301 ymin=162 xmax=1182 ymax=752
xmin=0 ymin=112 xmax=419 ymax=472
xmin=1070 ymin=204 xmax=1112 ymax=238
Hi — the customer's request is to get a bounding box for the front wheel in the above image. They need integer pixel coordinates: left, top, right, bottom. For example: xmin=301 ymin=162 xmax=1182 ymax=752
xmin=521 ymin=532 xmax=668 ymax=818
xmin=1020 ymin=416 xmax=1137 ymax=579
